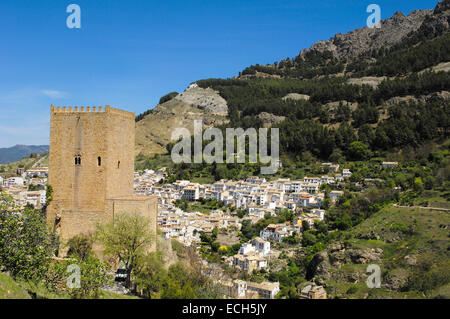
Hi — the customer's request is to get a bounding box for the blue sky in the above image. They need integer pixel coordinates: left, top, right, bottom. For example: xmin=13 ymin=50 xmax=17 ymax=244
xmin=0 ymin=0 xmax=439 ymax=147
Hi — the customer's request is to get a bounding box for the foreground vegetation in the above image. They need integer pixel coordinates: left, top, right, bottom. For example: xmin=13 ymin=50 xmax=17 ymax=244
xmin=0 ymin=193 xmax=218 ymax=299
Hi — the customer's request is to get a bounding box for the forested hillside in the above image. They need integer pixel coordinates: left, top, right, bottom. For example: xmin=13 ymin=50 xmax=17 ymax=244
xmin=135 ymin=1 xmax=449 ymax=184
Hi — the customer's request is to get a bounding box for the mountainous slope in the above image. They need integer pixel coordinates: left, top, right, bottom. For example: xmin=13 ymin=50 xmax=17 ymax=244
xmin=134 ymin=1 xmax=450 ymax=299
xmin=241 ymin=0 xmax=449 ymax=79
xmin=135 ymin=85 xmax=229 ymax=156
xmin=299 ymin=9 xmax=432 ymax=60
xmin=0 ymin=145 xmax=49 ymax=164
xmin=135 ymin=0 xmax=449 ymax=159
xmin=307 ymin=205 xmax=450 ymax=298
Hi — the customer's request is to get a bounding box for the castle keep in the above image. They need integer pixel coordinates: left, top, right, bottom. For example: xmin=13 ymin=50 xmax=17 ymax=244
xmin=47 ymin=105 xmax=157 ymax=254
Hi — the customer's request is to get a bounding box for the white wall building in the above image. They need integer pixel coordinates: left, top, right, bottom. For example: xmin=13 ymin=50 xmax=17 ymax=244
xmin=343 ymin=169 xmax=352 ymax=178
xmin=25 ymin=190 xmax=46 ymax=207
xmin=247 ymin=281 xmax=280 ymax=299
xmin=252 ymin=237 xmax=270 ymax=255
xmin=182 ymin=186 xmax=199 ymax=201
xmin=7 ymin=177 xmax=24 ymax=187
xmin=330 ymin=190 xmax=344 ymax=202
xmin=239 ymin=243 xmax=255 ymax=255
xmin=310 ymin=209 xmax=326 ymax=221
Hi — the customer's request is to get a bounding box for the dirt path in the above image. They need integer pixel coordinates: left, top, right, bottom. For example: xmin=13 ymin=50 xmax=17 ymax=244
xmin=393 ymin=204 xmax=450 ymax=212
xmin=32 ymin=154 xmax=47 ymax=168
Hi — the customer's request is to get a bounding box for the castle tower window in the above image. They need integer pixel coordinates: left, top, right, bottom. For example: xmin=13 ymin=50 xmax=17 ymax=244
xmin=98 ymin=157 xmax=102 ymax=166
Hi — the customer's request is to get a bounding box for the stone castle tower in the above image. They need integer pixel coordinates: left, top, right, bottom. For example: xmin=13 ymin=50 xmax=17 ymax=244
xmin=47 ymin=105 xmax=157 ymax=254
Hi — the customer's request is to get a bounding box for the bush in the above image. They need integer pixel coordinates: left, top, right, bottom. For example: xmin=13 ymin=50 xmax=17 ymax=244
xmin=347 ymin=141 xmax=372 ymax=161
xmin=0 ymin=194 xmax=57 ymax=281
xmin=346 ymin=284 xmax=358 ymax=294
xmin=67 ymin=235 xmax=93 ymax=260
xmin=301 ymin=231 xmax=317 ymax=247
xmin=46 ymin=256 xmax=112 ymax=299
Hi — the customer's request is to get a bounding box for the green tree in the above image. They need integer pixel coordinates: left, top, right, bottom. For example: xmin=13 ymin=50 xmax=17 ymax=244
xmin=67 ymin=235 xmax=93 ymax=261
xmin=159 ymin=91 xmax=179 ymax=104
xmin=347 ymin=141 xmax=371 ymax=161
xmin=69 ymin=256 xmax=111 ymax=299
xmin=134 ymin=251 xmax=168 ymax=298
xmin=302 ymin=220 xmax=311 ymax=231
xmin=329 ymin=148 xmax=345 ymax=163
xmin=46 ymin=256 xmax=112 ymax=299
xmin=161 ymin=263 xmax=219 ymax=299
xmin=96 ymin=212 xmax=155 ymax=288
xmin=161 ymin=264 xmax=197 ymax=299
xmin=413 ymin=177 xmax=424 ymax=192
xmin=301 ymin=231 xmax=317 ymax=247
xmin=335 ymin=102 xmax=351 ymax=122
xmin=211 ymin=241 xmax=220 ymax=252
xmin=0 ymin=193 xmax=57 ymax=280
xmin=424 ymin=176 xmax=435 ymax=190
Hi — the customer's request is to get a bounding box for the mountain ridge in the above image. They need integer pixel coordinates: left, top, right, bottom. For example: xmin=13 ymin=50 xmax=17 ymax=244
xmin=0 ymin=144 xmax=49 ymax=164
xmin=136 ymin=0 xmax=449 ymax=157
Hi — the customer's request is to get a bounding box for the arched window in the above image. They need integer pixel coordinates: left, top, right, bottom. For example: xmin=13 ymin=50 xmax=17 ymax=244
xmin=98 ymin=157 xmax=102 ymax=167
xmin=75 ymin=155 xmax=81 ymax=166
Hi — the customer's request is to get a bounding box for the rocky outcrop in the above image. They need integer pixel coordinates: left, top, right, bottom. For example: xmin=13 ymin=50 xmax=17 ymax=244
xmin=383 ymin=269 xmax=410 ymax=290
xmin=324 ymin=100 xmax=358 ymax=112
xmin=282 ymin=93 xmax=310 ymax=101
xmin=174 ymin=85 xmax=228 ymax=116
xmin=308 ymin=246 xmax=382 ymax=282
xmin=384 ymin=91 xmax=450 ymax=106
xmin=298 ymin=9 xmax=432 ymax=60
xmin=346 ymin=248 xmax=383 ymax=264
xmin=347 ymin=77 xmax=386 ymax=88
xmin=417 ymin=0 xmax=450 ymax=38
xmin=307 ymin=251 xmax=331 ymax=280
xmin=135 ymin=86 xmax=229 ymax=155
xmin=328 ymin=244 xmax=383 ymax=266
xmin=257 ymin=112 xmax=286 ymax=127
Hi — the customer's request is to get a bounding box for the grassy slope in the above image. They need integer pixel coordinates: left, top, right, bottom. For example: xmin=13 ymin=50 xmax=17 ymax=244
xmin=326 ymin=205 xmax=450 ymax=298
xmin=0 ymin=273 xmax=31 ymax=299
xmin=0 ymin=153 xmax=48 ymax=173
xmin=0 ymin=272 xmax=139 ymax=299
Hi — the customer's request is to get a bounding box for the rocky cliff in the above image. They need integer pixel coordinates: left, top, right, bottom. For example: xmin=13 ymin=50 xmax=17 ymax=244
xmin=299 ymin=10 xmax=432 ymax=60
xmin=135 ymin=85 xmax=229 ymax=156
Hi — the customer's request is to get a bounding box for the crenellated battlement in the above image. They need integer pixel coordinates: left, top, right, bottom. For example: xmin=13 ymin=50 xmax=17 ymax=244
xmin=51 ymin=104 xmax=135 ymax=118
xmin=51 ymin=104 xmax=106 ymax=113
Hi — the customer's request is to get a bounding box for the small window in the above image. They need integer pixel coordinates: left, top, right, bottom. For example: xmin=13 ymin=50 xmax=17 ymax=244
xmin=75 ymin=156 xmax=81 ymax=166
xmin=117 ymin=161 xmax=120 ymax=169
xmin=98 ymin=157 xmax=102 ymax=166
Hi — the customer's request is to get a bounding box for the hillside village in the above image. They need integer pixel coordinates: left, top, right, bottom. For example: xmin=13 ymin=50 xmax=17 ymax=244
xmin=129 ymin=161 xmax=398 ymax=299
xmin=1 ymin=0 xmax=449 ymax=301
xmin=136 ymin=166 xmax=354 ymax=246
xmin=0 ymin=160 xmax=361 ymax=298
xmin=2 ymin=147 xmax=447 ymax=300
